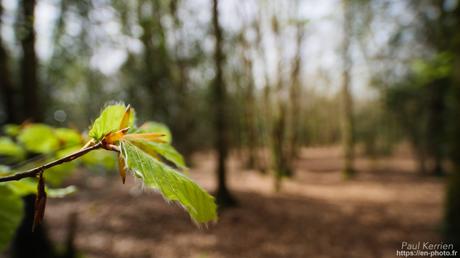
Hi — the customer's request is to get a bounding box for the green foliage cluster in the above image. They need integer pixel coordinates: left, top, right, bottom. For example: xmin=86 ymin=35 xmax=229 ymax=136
xmin=0 ymin=104 xmax=217 ymax=253
xmin=383 ymin=52 xmax=454 ymax=174
xmin=0 ymin=124 xmax=84 ymax=252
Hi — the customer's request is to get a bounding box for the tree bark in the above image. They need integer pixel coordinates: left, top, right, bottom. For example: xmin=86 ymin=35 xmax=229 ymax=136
xmin=212 ymin=0 xmax=236 ymax=207
xmin=288 ymin=23 xmax=305 ymax=160
xmin=19 ymin=0 xmax=41 ymax=122
xmin=11 ymin=195 xmax=57 ymax=258
xmin=0 ymin=0 xmax=18 ymax=124
xmin=238 ymin=30 xmax=258 ymax=170
xmin=341 ymin=0 xmax=355 ymax=178
xmin=445 ymin=3 xmax=460 ymax=245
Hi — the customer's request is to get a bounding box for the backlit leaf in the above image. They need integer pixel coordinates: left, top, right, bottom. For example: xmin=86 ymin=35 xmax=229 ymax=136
xmin=55 ymin=128 xmax=82 ymax=147
xmin=119 ymin=105 xmax=133 ymax=130
xmin=6 ymin=180 xmax=76 ymax=198
xmin=17 ymin=124 xmax=60 ymax=154
xmin=45 ymin=146 xmax=80 ymax=186
xmin=138 ymin=122 xmax=172 ymax=143
xmin=81 ymin=149 xmax=116 ymax=171
xmin=0 ymin=185 xmax=24 ymax=252
xmin=129 ymin=139 xmax=185 ymax=168
xmin=89 ymin=104 xmax=135 ymax=141
xmin=4 ymin=124 xmax=20 ymax=137
xmin=5 ymin=180 xmax=36 ymax=196
xmin=47 ymin=186 xmax=77 ymax=198
xmin=124 ymin=133 xmax=166 ymax=143
xmin=0 ymin=137 xmax=25 ymax=161
xmin=120 ymin=140 xmax=216 ymax=223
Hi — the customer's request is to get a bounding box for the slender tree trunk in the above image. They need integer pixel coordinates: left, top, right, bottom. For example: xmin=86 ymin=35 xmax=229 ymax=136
xmin=0 ymin=0 xmax=18 ymax=124
xmin=12 ymin=2 xmax=58 ymax=257
xmin=170 ymin=4 xmax=195 ymax=163
xmin=245 ymin=83 xmax=257 ymax=170
xmin=11 ymin=195 xmax=57 ymax=258
xmin=138 ymin=0 xmax=155 ymax=117
xmin=138 ymin=0 xmax=170 ymax=121
xmin=272 ymin=103 xmax=290 ymax=191
xmin=19 ymin=0 xmax=41 ymax=122
xmin=445 ymin=3 xmax=460 ymax=245
xmin=270 ymin=14 xmax=293 ymax=188
xmin=427 ymin=79 xmax=446 ymax=176
xmin=288 ymin=24 xmax=305 ymax=160
xmin=212 ymin=0 xmax=236 ymax=207
xmin=341 ymin=0 xmax=355 ymax=178
xmin=239 ymin=31 xmax=258 ymax=170
xmin=253 ymin=13 xmax=271 ymax=174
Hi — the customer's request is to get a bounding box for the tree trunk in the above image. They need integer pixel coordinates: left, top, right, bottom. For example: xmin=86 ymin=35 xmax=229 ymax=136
xmin=426 ymin=79 xmax=446 ymax=176
xmin=239 ymin=31 xmax=258 ymax=170
xmin=288 ymin=23 xmax=305 ymax=160
xmin=270 ymin=13 xmax=293 ymax=185
xmin=445 ymin=3 xmax=460 ymax=245
xmin=11 ymin=195 xmax=57 ymax=258
xmin=253 ymin=14 xmax=271 ymax=174
xmin=0 ymin=0 xmax=18 ymax=124
xmin=272 ymin=104 xmax=291 ymax=191
xmin=19 ymin=0 xmax=41 ymax=122
xmin=138 ymin=0 xmax=170 ymax=121
xmin=341 ymin=0 xmax=355 ymax=178
xmin=212 ymin=0 xmax=236 ymax=208
xmin=11 ymin=3 xmax=59 ymax=257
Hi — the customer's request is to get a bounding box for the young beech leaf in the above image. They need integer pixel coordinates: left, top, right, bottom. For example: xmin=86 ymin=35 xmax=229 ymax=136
xmin=17 ymin=124 xmax=60 ymax=154
xmin=120 ymin=140 xmax=217 ymax=223
xmin=55 ymin=128 xmax=82 ymax=147
xmin=89 ymin=104 xmax=135 ymax=141
xmin=128 ymin=138 xmax=186 ymax=168
xmin=119 ymin=105 xmax=133 ymax=130
xmin=138 ymin=122 xmax=172 ymax=143
xmin=124 ymin=133 xmax=166 ymax=143
xmin=118 ymin=155 xmax=127 ymax=184
xmin=4 ymin=124 xmax=20 ymax=137
xmin=0 ymin=137 xmax=25 ymax=161
xmin=0 ymin=185 xmax=24 ymax=253
xmin=103 ymin=128 xmax=129 ymax=145
xmin=6 ymin=179 xmax=76 ymax=198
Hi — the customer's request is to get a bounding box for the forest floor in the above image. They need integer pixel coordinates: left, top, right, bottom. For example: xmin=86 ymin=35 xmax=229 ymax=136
xmin=46 ymin=146 xmax=445 ymax=258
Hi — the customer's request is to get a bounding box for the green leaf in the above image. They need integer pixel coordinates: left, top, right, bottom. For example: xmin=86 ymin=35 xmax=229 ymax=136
xmin=120 ymin=140 xmax=217 ymax=223
xmin=128 ymin=139 xmax=185 ymax=168
xmin=5 ymin=179 xmax=77 ymax=198
xmin=0 ymin=137 xmax=25 ymax=161
xmin=81 ymin=149 xmax=116 ymax=171
xmin=47 ymin=186 xmax=77 ymax=198
xmin=89 ymin=104 xmax=135 ymax=141
xmin=5 ymin=180 xmax=36 ymax=196
xmin=145 ymin=142 xmax=186 ymax=168
xmin=0 ymin=185 xmax=24 ymax=252
xmin=17 ymin=124 xmax=60 ymax=154
xmin=55 ymin=128 xmax=82 ymax=147
xmin=4 ymin=124 xmax=20 ymax=137
xmin=45 ymin=146 xmax=80 ymax=186
xmin=138 ymin=121 xmax=172 ymax=143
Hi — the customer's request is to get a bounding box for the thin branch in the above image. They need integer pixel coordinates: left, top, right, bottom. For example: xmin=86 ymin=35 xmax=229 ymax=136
xmin=10 ymin=142 xmax=83 ymax=170
xmin=0 ymin=142 xmax=103 ymax=183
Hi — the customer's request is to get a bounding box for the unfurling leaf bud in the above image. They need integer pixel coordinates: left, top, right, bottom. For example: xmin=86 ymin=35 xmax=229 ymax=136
xmin=33 ymin=172 xmax=47 ymax=232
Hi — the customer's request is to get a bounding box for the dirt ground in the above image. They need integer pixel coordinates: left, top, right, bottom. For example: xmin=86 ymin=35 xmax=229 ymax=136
xmin=45 ymin=146 xmax=445 ymax=258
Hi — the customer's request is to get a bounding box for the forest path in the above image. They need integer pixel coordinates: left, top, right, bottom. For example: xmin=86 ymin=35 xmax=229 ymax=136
xmin=47 ymin=146 xmax=444 ymax=258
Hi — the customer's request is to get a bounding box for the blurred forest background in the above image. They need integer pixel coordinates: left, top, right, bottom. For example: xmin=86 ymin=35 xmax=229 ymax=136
xmin=1 ymin=0 xmax=460 ymax=257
